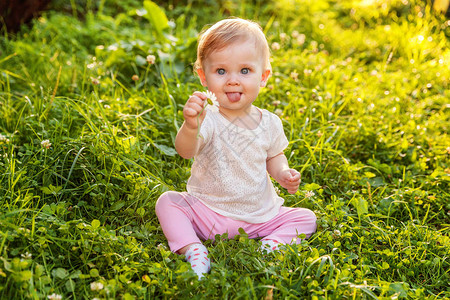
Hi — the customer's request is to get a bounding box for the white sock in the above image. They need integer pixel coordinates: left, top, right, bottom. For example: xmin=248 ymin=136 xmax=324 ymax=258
xmin=260 ymin=239 xmax=281 ymax=254
xmin=184 ymin=243 xmax=210 ymax=279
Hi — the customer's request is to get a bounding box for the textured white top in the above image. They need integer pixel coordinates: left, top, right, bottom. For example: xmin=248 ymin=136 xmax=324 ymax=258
xmin=186 ymin=108 xmax=289 ymax=223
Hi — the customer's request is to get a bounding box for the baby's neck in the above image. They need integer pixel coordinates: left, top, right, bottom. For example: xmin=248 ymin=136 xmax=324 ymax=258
xmin=219 ymin=106 xmax=262 ymax=130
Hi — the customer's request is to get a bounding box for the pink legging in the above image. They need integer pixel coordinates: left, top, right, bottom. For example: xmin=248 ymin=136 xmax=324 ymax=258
xmin=155 ymin=191 xmax=317 ymax=253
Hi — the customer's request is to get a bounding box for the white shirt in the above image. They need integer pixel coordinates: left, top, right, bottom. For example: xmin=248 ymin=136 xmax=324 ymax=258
xmin=186 ymin=108 xmax=289 ymax=223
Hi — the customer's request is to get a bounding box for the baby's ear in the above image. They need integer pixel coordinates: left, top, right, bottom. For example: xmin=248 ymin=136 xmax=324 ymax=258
xmin=196 ymin=68 xmax=208 ymax=87
xmin=260 ymin=69 xmax=271 ymax=87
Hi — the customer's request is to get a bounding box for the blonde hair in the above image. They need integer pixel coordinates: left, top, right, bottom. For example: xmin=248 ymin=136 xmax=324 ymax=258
xmin=194 ymin=18 xmax=271 ymax=71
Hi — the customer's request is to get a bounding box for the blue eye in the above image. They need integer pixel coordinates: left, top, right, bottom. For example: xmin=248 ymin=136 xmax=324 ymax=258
xmin=241 ymin=68 xmax=250 ymax=74
xmin=217 ymin=69 xmax=225 ymax=75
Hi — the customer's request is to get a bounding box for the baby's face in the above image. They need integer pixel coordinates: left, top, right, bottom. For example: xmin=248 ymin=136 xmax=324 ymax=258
xmin=197 ymin=40 xmax=271 ymax=117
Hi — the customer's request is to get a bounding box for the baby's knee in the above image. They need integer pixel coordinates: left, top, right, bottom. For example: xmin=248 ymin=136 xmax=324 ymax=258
xmin=155 ymin=191 xmax=180 ymax=213
xmin=304 ymin=208 xmax=317 ymax=223
xmin=292 ymin=208 xmax=317 ymax=235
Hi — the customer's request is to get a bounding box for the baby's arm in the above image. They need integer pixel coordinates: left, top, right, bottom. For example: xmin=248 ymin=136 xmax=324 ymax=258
xmin=175 ymin=92 xmax=207 ymax=159
xmin=266 ymin=152 xmax=301 ymax=194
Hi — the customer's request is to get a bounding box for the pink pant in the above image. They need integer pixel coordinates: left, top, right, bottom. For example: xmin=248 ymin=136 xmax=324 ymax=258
xmin=155 ymin=191 xmax=317 ymax=253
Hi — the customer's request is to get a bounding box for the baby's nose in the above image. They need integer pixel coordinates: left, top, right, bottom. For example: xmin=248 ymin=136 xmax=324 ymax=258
xmin=227 ymin=74 xmax=240 ymax=85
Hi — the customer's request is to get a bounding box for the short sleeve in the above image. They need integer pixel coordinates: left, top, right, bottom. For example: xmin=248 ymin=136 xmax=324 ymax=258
xmin=267 ymin=113 xmax=289 ymax=158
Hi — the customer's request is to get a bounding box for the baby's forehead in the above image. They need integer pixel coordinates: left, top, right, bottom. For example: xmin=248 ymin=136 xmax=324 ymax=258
xmin=208 ymin=37 xmax=264 ymax=56
xmin=206 ymin=41 xmax=264 ymax=60
xmin=217 ymin=37 xmax=258 ymax=49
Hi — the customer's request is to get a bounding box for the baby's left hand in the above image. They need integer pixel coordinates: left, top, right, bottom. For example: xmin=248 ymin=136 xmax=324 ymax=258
xmin=279 ymin=169 xmax=301 ymax=194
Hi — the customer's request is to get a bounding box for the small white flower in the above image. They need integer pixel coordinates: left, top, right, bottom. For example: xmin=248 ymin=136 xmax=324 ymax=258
xmin=202 ymin=90 xmax=219 ymax=112
xmin=271 ymin=42 xmax=281 ymax=51
xmin=304 ymin=191 xmax=315 ymax=198
xmin=157 ymin=243 xmax=166 ymax=250
xmin=47 ymin=294 xmax=62 ymax=300
xmin=41 ymin=139 xmax=51 ymax=149
xmin=296 ymin=34 xmax=306 ymax=45
xmin=90 ymin=281 xmax=104 ymax=291
xmin=203 ymin=90 xmax=217 ymax=102
xmin=272 ymin=100 xmax=281 ymax=106
xmin=91 ymin=77 xmax=100 ymax=85
xmin=290 ymin=71 xmax=299 ymax=80
xmin=21 ymin=252 xmax=32 ymax=259
xmin=146 ymin=55 xmax=156 ymax=64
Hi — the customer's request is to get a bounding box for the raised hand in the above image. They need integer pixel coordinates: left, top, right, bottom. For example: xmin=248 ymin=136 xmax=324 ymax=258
xmin=183 ymin=91 xmax=207 ymax=130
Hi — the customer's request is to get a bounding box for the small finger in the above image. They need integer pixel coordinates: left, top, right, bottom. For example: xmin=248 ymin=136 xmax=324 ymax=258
xmin=190 ymin=101 xmax=206 ymax=111
xmin=187 ymin=95 xmax=204 ymax=107
xmin=184 ymin=107 xmax=199 ymax=117
xmin=286 ymin=184 xmax=299 ymax=192
xmin=288 ymin=180 xmax=300 ymax=187
xmin=289 ymin=170 xmax=301 ymax=179
xmin=192 ymin=91 xmax=207 ymax=100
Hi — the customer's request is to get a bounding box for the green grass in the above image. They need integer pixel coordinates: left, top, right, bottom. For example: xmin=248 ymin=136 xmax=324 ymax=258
xmin=0 ymin=0 xmax=449 ymax=298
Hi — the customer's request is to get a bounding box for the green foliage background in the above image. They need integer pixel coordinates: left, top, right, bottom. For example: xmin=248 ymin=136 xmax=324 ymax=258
xmin=0 ymin=0 xmax=449 ymax=298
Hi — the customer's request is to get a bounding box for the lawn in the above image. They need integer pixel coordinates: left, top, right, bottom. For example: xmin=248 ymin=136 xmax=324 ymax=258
xmin=0 ymin=0 xmax=449 ymax=299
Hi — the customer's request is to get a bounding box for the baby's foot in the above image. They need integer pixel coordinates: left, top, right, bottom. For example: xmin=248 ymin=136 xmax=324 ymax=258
xmin=184 ymin=243 xmax=210 ymax=279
